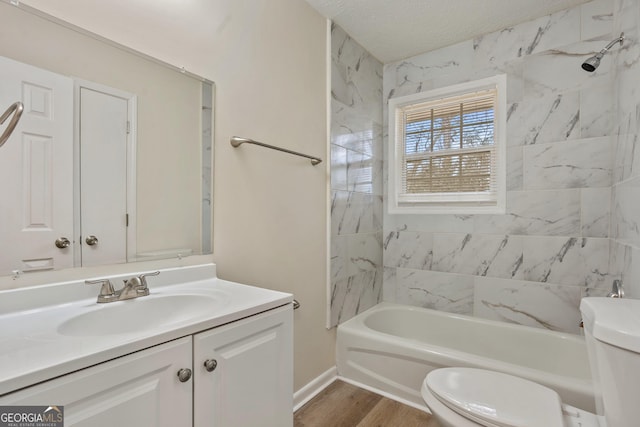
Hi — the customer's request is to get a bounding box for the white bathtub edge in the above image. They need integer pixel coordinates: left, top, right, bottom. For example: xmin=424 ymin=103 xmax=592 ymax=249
xmin=337 ymin=375 xmax=432 ymax=414
xmin=293 ymin=366 xmax=337 ymax=412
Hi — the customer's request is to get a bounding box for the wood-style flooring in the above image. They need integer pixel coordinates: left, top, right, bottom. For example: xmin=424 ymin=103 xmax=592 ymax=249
xmin=294 ymin=380 xmax=441 ymax=427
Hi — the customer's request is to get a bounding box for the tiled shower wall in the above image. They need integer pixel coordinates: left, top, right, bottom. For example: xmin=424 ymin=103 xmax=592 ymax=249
xmin=610 ymin=0 xmax=640 ymax=297
xmin=329 ymin=24 xmax=384 ymax=326
xmin=382 ymin=0 xmax=617 ymax=334
xmin=328 ymin=0 xmax=637 ymax=334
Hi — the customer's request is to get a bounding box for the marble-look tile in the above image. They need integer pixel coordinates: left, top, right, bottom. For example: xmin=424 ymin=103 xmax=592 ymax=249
xmin=384 ymin=80 xmax=435 ymax=108
xmin=581 ymin=0 xmax=614 ymax=41
xmin=331 ymin=99 xmax=378 ymax=155
xmin=383 ymin=267 xmax=397 ymax=302
xmin=383 ymin=230 xmax=433 ymax=270
xmin=581 ymin=287 xmax=610 ymax=298
xmin=330 ymin=23 xmax=383 ymax=327
xmin=395 ymin=268 xmax=474 ymax=315
xmin=474 ymin=190 xmax=581 ymax=236
xmin=331 ymin=190 xmax=375 ymax=235
xmin=523 ymin=41 xmax=611 ymax=98
xmin=331 ymin=144 xmax=348 ymax=191
xmin=474 ymin=277 xmax=582 ymax=333
xmin=387 ymin=40 xmax=475 ymax=87
xmin=331 ymin=234 xmax=348 ymax=283
xmin=582 ymin=187 xmax=611 ymax=237
xmin=616 ymin=64 xmax=640 ymax=134
xmin=612 ymin=102 xmax=640 ymax=183
xmin=473 ymin=8 xmax=581 ymax=68
xmin=507 ymin=145 xmax=524 ymax=191
xmin=331 ymin=24 xmax=383 ymax=118
xmin=431 ymin=234 xmax=524 ymax=279
xmin=430 ymin=60 xmax=525 ymax=104
xmin=522 ymin=236 xmax=610 ymax=288
xmin=506 ymin=92 xmax=580 ymax=146
xmin=330 ymin=269 xmax=381 ymax=327
xmin=359 ymin=267 xmax=383 ymax=317
xmin=347 ymin=232 xmax=383 ymax=277
xmin=611 ymin=175 xmax=640 ymax=246
xmin=372 ymin=195 xmax=383 ymax=231
xmin=581 ymin=84 xmax=613 ymax=137
xmin=384 ymin=213 xmax=475 ymax=234
xmin=347 ymin=149 xmax=373 ymax=194
xmin=523 ymin=136 xmax=612 ymax=190
xmin=371 ymin=158 xmax=384 ymax=197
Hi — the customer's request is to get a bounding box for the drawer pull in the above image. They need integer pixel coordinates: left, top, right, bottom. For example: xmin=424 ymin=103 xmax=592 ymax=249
xmin=177 ymin=368 xmax=192 ymax=382
xmin=204 ymin=359 xmax=218 ymax=372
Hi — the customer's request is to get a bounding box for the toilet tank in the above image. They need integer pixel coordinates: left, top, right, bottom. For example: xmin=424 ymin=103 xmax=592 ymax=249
xmin=580 ymin=298 xmax=640 ymax=427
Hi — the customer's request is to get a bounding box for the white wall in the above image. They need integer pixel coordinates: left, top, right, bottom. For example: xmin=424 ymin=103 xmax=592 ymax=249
xmin=17 ymin=0 xmax=335 ymax=391
xmin=206 ymin=0 xmax=334 ymax=391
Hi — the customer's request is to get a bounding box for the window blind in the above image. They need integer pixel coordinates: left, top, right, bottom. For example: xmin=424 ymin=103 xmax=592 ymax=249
xmin=398 ymin=88 xmax=497 ymax=201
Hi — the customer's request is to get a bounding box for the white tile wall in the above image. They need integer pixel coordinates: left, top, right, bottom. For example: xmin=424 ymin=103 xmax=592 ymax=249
xmin=330 ymin=0 xmax=640 ymax=333
xmin=329 ymin=24 xmax=383 ymax=327
xmin=382 ymin=0 xmax=618 ymax=334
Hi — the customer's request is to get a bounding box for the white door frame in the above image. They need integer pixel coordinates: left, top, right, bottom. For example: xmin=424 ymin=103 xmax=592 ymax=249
xmin=73 ymin=79 xmax=137 ymax=266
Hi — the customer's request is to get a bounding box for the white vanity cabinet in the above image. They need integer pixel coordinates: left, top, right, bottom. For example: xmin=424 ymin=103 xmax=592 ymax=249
xmin=193 ymin=305 xmax=293 ymax=427
xmin=0 ymin=337 xmax=193 ymax=426
xmin=0 ymin=304 xmax=293 ymax=427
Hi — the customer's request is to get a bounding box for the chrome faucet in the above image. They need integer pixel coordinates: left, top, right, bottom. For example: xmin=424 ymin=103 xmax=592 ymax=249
xmin=607 ymin=279 xmax=624 ymax=298
xmin=85 ymin=271 xmax=160 ymax=303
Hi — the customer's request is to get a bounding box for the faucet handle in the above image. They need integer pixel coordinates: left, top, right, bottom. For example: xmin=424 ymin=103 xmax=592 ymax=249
xmin=85 ymin=278 xmax=117 ymax=303
xmin=138 ymin=271 xmax=160 ymax=289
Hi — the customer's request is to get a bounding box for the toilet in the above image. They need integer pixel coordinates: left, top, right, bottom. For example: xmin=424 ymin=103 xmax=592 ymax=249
xmin=421 ymin=297 xmax=640 ymax=427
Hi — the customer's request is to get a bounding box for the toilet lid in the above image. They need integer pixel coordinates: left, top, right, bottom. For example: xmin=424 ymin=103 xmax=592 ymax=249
xmin=426 ymin=368 xmax=565 ymax=427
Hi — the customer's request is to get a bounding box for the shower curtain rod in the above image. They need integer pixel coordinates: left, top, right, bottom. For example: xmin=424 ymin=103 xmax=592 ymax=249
xmin=230 ymin=136 xmax=322 ymax=166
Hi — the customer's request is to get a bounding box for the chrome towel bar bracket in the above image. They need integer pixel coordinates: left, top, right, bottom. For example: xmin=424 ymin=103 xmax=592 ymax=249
xmin=0 ymin=101 xmax=24 ymax=148
xmin=230 ymin=136 xmax=322 ymax=166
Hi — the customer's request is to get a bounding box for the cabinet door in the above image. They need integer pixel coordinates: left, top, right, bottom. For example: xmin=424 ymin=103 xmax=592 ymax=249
xmin=0 ymin=337 xmax=192 ymax=427
xmin=194 ymin=305 xmax=293 ymax=427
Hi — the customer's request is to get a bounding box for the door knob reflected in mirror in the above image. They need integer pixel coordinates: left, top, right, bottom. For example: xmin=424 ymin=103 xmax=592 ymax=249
xmin=85 ymin=235 xmax=99 ymax=246
xmin=55 ymin=237 xmax=71 ymax=249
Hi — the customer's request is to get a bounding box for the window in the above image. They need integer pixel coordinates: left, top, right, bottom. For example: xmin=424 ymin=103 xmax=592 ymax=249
xmin=388 ymin=75 xmax=506 ymax=214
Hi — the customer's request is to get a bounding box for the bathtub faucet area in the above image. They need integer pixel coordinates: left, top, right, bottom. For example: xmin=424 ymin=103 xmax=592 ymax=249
xmin=607 ymin=280 xmax=624 ymax=298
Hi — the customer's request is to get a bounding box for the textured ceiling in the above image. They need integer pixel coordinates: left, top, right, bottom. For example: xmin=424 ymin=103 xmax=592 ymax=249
xmin=304 ymin=0 xmax=591 ymax=63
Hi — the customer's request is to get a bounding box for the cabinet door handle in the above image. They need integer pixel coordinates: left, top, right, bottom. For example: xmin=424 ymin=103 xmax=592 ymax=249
xmin=177 ymin=368 xmax=192 ymax=382
xmin=204 ymin=359 xmax=217 ymax=372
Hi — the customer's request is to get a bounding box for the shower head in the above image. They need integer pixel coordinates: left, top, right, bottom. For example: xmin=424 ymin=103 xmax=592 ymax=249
xmin=581 ymin=33 xmax=625 ymax=72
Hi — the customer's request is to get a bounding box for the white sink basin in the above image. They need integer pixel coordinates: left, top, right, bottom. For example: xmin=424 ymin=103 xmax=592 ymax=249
xmin=58 ymin=294 xmax=219 ymax=336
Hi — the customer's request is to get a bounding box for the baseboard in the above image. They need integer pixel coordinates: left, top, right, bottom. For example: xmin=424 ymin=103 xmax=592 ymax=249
xmin=337 ymin=375 xmax=431 ymax=414
xmin=293 ymin=366 xmax=337 ymax=411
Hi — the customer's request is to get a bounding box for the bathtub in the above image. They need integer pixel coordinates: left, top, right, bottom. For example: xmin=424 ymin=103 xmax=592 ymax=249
xmin=336 ymin=302 xmax=595 ymax=412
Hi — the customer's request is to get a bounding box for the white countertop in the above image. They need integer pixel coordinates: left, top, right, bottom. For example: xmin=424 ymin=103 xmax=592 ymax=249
xmin=0 ymin=264 xmax=292 ymax=396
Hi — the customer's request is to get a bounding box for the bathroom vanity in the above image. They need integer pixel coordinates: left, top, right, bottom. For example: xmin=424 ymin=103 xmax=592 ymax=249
xmin=0 ymin=264 xmax=293 ymax=427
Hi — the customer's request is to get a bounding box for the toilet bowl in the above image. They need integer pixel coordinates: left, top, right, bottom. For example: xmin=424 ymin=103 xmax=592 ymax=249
xmin=421 ymin=367 xmax=600 ymax=427
xmin=421 ymin=297 xmax=640 ymax=427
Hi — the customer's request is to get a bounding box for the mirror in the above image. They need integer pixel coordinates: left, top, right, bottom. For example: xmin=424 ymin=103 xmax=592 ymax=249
xmin=0 ymin=2 xmax=213 ymax=277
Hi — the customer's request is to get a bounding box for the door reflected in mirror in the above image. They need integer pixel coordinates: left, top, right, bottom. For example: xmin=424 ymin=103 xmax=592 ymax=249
xmin=0 ymin=2 xmax=213 ymax=277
